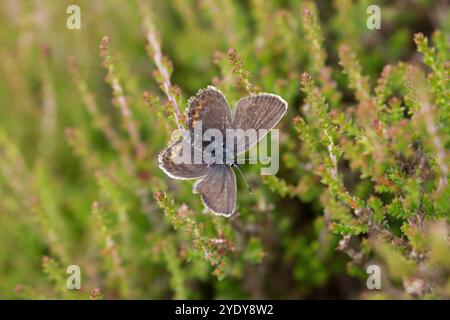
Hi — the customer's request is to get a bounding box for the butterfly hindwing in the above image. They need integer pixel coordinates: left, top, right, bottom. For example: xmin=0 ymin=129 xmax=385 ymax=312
xmin=158 ymin=140 xmax=210 ymax=180
xmin=193 ymin=165 xmax=236 ymax=217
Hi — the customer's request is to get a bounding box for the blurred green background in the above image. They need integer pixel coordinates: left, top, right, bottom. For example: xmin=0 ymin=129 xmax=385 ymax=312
xmin=0 ymin=0 xmax=448 ymax=299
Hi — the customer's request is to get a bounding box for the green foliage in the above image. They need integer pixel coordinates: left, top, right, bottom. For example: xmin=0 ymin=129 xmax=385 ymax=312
xmin=0 ymin=0 xmax=448 ymax=299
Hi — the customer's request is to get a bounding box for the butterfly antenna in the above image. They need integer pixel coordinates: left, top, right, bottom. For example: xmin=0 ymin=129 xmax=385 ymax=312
xmin=233 ymin=164 xmax=253 ymax=195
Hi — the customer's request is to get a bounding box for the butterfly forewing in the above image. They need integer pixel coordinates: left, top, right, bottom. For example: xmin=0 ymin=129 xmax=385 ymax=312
xmin=232 ymin=93 xmax=287 ymax=155
xmin=187 ymin=86 xmax=232 ymax=136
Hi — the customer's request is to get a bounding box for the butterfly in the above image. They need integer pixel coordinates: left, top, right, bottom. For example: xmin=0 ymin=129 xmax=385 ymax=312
xmin=158 ymin=86 xmax=287 ymax=217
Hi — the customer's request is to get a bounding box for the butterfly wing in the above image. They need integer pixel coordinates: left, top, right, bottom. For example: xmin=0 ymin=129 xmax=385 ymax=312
xmin=158 ymin=140 xmax=210 ymax=180
xmin=193 ymin=165 xmax=236 ymax=217
xmin=160 ymin=86 xmax=232 ymax=178
xmin=232 ymin=93 xmax=287 ymax=155
xmin=188 ymin=86 xmax=232 ymax=149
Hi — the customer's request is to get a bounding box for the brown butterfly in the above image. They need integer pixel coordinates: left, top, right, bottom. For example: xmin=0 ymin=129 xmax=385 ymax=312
xmin=159 ymin=86 xmax=287 ymax=216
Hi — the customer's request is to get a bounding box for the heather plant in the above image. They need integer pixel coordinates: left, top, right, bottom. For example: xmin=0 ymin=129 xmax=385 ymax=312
xmin=0 ymin=0 xmax=448 ymax=299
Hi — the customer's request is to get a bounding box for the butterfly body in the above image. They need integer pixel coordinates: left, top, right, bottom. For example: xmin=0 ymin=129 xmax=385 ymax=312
xmin=159 ymin=86 xmax=287 ymax=217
